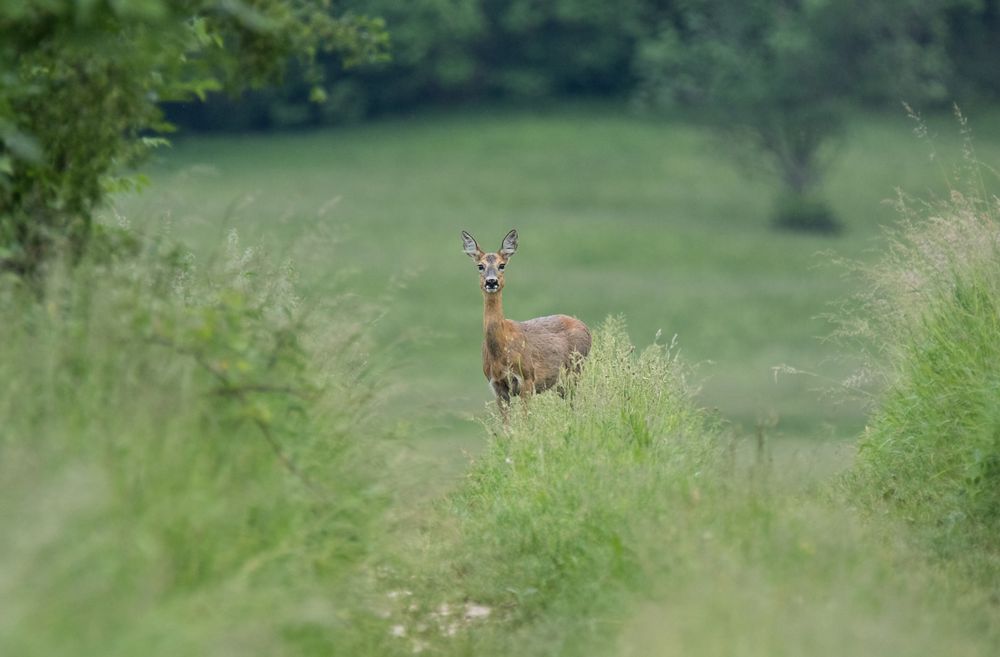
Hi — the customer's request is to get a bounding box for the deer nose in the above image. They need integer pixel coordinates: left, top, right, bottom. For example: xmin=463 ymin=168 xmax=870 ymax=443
xmin=484 ymin=278 xmax=499 ymax=289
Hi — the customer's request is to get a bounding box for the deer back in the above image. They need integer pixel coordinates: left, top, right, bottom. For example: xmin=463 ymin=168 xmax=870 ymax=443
xmin=484 ymin=314 xmax=591 ymax=393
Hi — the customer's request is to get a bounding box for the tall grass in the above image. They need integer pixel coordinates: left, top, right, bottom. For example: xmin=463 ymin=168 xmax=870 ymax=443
xmin=837 ymin=109 xmax=1000 ymax=590
xmin=844 ymin=185 xmax=1000 ymax=556
xmin=0 ymin=226 xmax=389 ymax=656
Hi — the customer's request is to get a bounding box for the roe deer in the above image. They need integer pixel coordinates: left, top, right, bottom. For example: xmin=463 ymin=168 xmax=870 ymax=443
xmin=461 ymin=229 xmax=591 ymax=412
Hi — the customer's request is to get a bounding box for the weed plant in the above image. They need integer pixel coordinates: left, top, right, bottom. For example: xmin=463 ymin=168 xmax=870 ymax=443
xmin=0 ymin=225 xmax=389 ymax=656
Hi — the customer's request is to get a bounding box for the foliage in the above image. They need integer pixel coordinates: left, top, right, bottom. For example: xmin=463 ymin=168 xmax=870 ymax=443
xmin=167 ymin=0 xmax=645 ymax=129
xmin=634 ymin=0 xmax=957 ymax=232
xmin=0 ymin=223 xmax=390 ymax=656
xmin=164 ymin=1 xmax=1000 ymax=138
xmin=475 ymin=0 xmax=640 ymax=97
xmin=0 ymin=0 xmax=387 ymax=277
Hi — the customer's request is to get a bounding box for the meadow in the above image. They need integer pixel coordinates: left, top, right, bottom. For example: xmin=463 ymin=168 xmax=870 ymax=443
xmin=121 ymin=105 xmax=1000 ymax=465
xmin=4 ymin=104 xmax=1000 ymax=655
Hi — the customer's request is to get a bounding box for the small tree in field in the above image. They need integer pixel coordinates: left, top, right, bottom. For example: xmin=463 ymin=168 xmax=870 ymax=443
xmin=635 ymin=0 xmax=954 ymax=233
xmin=0 ymin=1 xmax=387 ymax=277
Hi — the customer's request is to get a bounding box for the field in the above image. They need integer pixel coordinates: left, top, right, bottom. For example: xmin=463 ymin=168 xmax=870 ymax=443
xmin=5 ymin=104 xmax=1000 ymax=656
xmin=121 ymin=105 xmax=1000 ymax=476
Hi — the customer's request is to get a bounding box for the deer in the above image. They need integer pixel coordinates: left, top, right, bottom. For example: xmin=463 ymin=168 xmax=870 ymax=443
xmin=461 ymin=229 xmax=591 ymax=416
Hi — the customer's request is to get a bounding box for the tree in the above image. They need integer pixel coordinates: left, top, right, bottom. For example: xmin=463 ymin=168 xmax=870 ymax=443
xmin=167 ymin=0 xmax=648 ymax=131
xmin=0 ymin=1 xmax=387 ymax=277
xmin=635 ymin=0 xmax=955 ymax=233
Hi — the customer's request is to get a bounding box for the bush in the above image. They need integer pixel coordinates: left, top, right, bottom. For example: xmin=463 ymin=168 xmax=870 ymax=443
xmin=0 ymin=224 xmax=389 ymax=656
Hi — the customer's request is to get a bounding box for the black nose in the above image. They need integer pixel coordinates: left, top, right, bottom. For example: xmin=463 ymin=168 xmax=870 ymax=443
xmin=485 ymin=278 xmax=499 ymax=289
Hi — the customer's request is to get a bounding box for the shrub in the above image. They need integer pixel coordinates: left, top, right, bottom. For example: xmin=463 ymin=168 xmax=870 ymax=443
xmin=453 ymin=320 xmax=716 ymax=600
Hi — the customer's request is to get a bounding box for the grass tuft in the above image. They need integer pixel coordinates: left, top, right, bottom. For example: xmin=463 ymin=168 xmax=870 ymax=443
xmin=842 ymin=178 xmax=1000 ymax=577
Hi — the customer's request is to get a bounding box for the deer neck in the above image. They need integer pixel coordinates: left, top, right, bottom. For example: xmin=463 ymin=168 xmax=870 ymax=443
xmin=483 ymin=291 xmax=508 ymax=355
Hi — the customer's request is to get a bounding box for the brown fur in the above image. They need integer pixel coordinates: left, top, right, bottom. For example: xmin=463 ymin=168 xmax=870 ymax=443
xmin=462 ymin=229 xmax=591 ymax=409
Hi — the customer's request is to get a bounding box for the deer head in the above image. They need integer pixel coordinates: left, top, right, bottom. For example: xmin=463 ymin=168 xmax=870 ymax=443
xmin=461 ymin=229 xmax=518 ymax=294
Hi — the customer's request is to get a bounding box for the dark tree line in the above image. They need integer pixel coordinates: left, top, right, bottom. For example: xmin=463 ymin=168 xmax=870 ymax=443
xmin=168 ymin=0 xmax=1000 ymax=133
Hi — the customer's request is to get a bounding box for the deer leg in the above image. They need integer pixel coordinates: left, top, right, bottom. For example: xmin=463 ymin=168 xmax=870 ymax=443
xmin=498 ymin=397 xmax=511 ymax=425
xmin=518 ymin=377 xmax=536 ymax=420
xmin=560 ymin=355 xmax=585 ymax=403
xmin=556 ymin=371 xmax=576 ymax=400
xmin=491 ymin=380 xmax=511 ymax=426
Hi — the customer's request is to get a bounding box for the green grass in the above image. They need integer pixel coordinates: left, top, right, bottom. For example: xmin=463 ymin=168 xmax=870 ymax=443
xmin=366 ymin=321 xmax=999 ymax=657
xmin=6 ymin=104 xmax=1000 ymax=655
xmin=844 ymin=185 xmax=1000 ymax=579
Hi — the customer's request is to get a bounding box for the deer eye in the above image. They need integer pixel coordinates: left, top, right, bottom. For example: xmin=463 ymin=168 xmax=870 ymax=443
xmin=498 ymin=264 xmax=505 ymax=270
xmin=477 ymin=264 xmax=485 ymax=271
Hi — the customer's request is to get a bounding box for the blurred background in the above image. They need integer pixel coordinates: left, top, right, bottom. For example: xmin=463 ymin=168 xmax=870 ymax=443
xmin=123 ymin=0 xmax=1000 ymax=478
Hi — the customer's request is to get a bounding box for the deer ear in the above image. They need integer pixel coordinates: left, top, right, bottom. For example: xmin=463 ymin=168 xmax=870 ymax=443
xmin=500 ymin=229 xmax=518 ymax=257
xmin=461 ymin=231 xmax=482 ymax=259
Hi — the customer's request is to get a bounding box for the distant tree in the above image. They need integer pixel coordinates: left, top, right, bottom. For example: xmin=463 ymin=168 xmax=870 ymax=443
xmin=635 ymin=0 xmax=955 ymax=233
xmin=0 ymin=1 xmax=387 ymax=277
